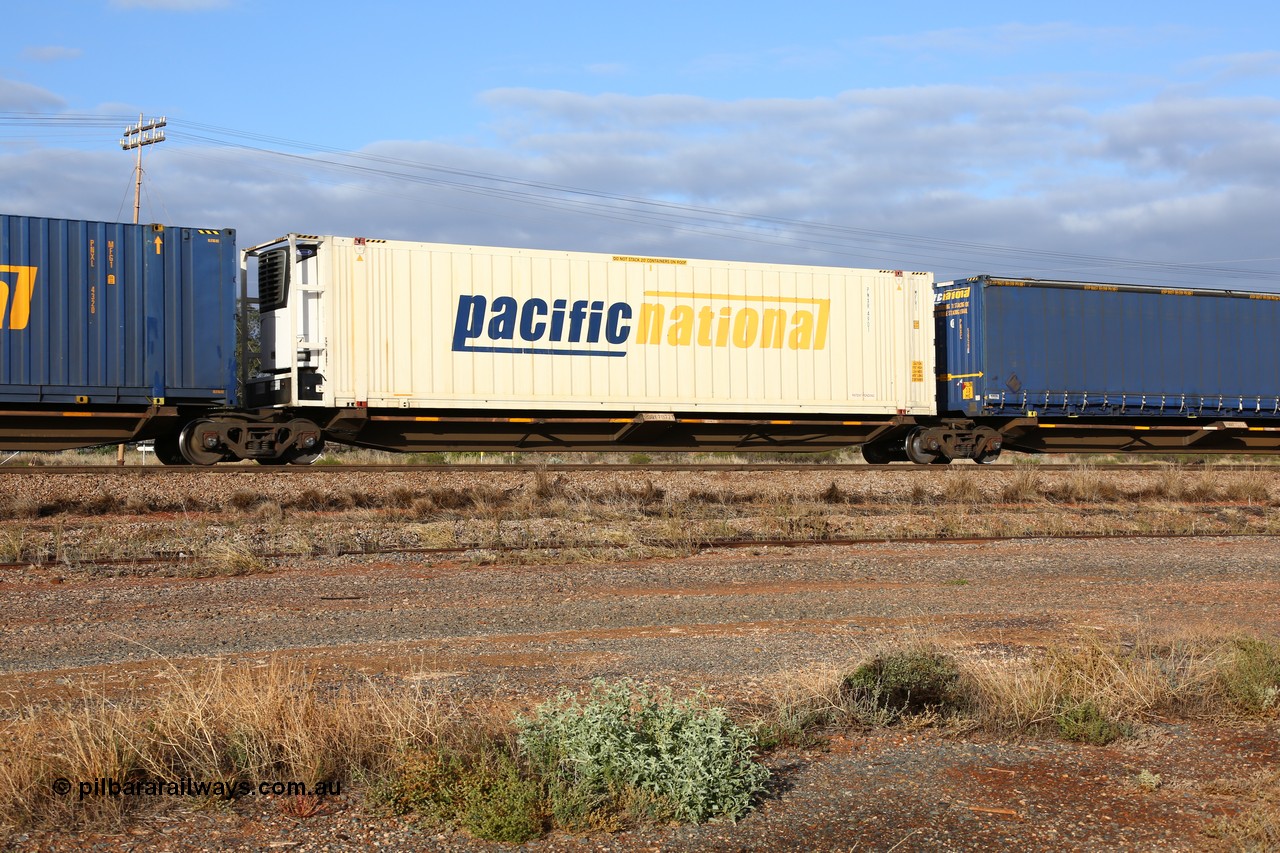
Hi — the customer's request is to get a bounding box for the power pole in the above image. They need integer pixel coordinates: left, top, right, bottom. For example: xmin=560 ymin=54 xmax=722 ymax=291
xmin=118 ymin=115 xmax=166 ymax=465
xmin=120 ymin=115 xmax=166 ymax=225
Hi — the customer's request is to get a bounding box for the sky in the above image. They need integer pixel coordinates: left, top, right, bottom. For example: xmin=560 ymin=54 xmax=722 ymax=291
xmin=1 ymin=0 xmax=1278 ymax=287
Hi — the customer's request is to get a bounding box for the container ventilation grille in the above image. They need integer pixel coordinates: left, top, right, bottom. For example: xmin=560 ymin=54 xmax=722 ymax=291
xmin=258 ymin=249 xmax=288 ymax=312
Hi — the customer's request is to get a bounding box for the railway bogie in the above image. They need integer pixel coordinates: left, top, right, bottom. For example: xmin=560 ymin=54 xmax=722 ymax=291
xmin=165 ymin=415 xmax=324 ymax=465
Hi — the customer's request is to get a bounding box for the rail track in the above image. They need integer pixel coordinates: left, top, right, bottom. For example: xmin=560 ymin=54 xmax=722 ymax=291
xmin=0 ymin=461 xmax=1224 ymax=475
xmin=1 ymin=530 xmax=1269 ymax=573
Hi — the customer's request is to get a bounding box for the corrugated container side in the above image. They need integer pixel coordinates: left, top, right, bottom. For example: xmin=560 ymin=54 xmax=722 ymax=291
xmin=0 ymin=215 xmax=237 ymax=405
xmin=937 ymin=276 xmax=1280 ymax=418
xmin=278 ymin=238 xmax=935 ymax=416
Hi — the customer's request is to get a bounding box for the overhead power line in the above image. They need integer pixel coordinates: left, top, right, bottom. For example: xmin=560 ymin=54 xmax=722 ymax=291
xmin=162 ymin=119 xmax=1280 ymax=285
xmin=2 ymin=112 xmax=1278 ymax=286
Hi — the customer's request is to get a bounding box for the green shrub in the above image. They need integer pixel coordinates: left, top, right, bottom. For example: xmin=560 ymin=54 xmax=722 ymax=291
xmin=454 ymin=749 xmax=543 ymax=842
xmin=380 ymin=741 xmax=542 ymax=843
xmin=410 ymin=452 xmax=448 ymax=465
xmin=845 ymin=648 xmax=961 ymax=714
xmin=1220 ymin=638 xmax=1280 ymax=714
xmin=1054 ymin=701 xmax=1125 ymax=745
xmin=517 ymin=680 xmax=768 ymax=826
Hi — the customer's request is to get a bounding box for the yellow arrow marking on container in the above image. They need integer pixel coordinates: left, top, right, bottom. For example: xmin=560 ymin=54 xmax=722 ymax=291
xmin=153 ymin=235 xmax=163 ymax=255
xmin=938 ymin=372 xmax=984 ymax=380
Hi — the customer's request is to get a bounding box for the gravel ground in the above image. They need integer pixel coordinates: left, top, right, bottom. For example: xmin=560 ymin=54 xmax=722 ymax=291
xmin=2 ymin=466 xmax=1279 ymax=851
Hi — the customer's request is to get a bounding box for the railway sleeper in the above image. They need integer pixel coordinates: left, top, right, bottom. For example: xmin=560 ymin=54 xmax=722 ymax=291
xmin=167 ymin=417 xmax=324 ymax=466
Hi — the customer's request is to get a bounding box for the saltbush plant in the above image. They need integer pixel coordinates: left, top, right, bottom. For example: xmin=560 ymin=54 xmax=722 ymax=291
xmin=517 ymin=680 xmax=768 ymax=827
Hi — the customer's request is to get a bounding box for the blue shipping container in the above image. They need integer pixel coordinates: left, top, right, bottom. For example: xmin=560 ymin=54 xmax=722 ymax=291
xmin=936 ymin=276 xmax=1280 ymax=420
xmin=0 ymin=214 xmax=237 ymax=405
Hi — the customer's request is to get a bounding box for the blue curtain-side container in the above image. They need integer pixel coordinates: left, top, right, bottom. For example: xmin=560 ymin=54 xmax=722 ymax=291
xmin=936 ymin=276 xmax=1280 ymax=420
xmin=0 ymin=214 xmax=237 ymax=405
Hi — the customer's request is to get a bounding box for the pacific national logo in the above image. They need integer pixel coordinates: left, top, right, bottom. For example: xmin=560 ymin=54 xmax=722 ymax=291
xmin=452 ymin=290 xmax=830 ymax=356
xmin=0 ymin=265 xmax=38 ymax=331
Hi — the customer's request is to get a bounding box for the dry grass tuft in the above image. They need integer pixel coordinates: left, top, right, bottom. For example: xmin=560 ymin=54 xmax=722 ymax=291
xmin=0 ymin=497 xmax=42 ymax=520
xmin=0 ymin=659 xmax=461 ymax=831
xmin=819 ymin=481 xmax=848 ymax=504
xmin=752 ymin=665 xmax=855 ymax=748
xmin=411 ymin=487 xmax=513 ymax=519
xmin=1001 ymin=467 xmax=1043 ymax=503
xmin=594 ymin=480 xmax=666 ymax=507
xmin=1219 ymin=470 xmax=1274 ymax=505
xmin=687 ymin=488 xmax=754 ymax=506
xmin=532 ymin=467 xmax=569 ymax=502
xmin=348 ymin=490 xmax=381 ymax=509
xmin=1181 ymin=474 xmax=1221 ymax=503
xmin=903 ymin=483 xmax=931 ymax=505
xmin=122 ymin=495 xmax=152 ymax=515
xmin=388 ymin=487 xmax=417 ymax=509
xmin=226 ymin=490 xmax=262 ymax=512
xmin=79 ymin=492 xmax=121 ymax=515
xmin=1054 ymin=466 xmax=1122 ymax=503
xmin=0 ymin=526 xmax=26 ymax=563
xmin=290 ymin=488 xmax=337 ymax=511
xmin=197 ymin=543 xmax=268 ymax=577
xmin=940 ymin=471 xmax=983 ymax=505
xmin=965 ymin=631 xmax=1279 ymax=738
xmin=1205 ymin=768 xmax=1280 ymax=850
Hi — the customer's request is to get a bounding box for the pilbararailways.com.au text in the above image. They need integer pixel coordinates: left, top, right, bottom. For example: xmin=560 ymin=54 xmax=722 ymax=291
xmin=52 ymin=777 xmax=342 ymax=801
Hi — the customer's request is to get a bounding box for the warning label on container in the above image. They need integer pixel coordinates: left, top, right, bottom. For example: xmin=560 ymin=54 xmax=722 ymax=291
xmin=612 ymin=256 xmax=687 ymax=265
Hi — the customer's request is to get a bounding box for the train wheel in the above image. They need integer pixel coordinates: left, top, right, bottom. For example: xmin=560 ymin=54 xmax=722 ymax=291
xmin=904 ymin=430 xmax=941 ymax=465
xmin=178 ymin=420 xmax=225 ymax=466
xmin=290 ymin=440 xmax=324 ymax=465
xmin=153 ymin=433 xmax=189 ymax=466
xmin=973 ymin=448 xmax=1002 ymax=465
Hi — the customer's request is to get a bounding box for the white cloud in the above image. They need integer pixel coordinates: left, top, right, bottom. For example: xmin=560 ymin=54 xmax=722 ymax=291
xmin=20 ymin=46 xmax=83 ymax=63
xmin=0 ymin=78 xmax=65 ymax=111
xmin=1185 ymin=51 xmax=1280 ymax=83
xmin=2 ymin=74 xmax=1277 ymax=288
